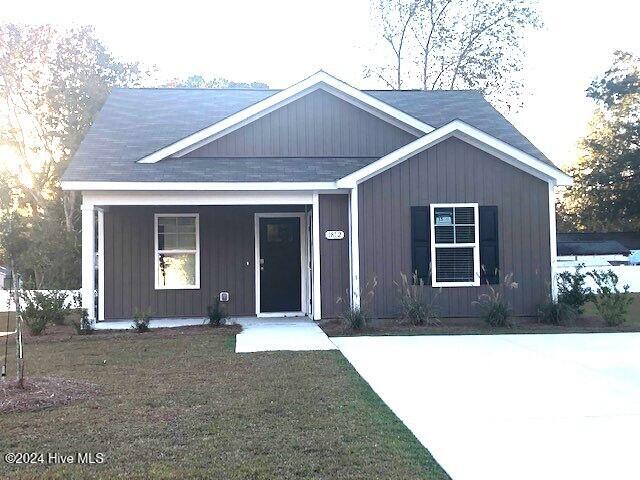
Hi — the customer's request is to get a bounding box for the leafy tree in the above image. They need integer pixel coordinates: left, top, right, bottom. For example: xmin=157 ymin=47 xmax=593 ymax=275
xmin=165 ymin=74 xmax=269 ymax=89
xmin=0 ymin=177 xmax=29 ymax=387
xmin=560 ymin=51 xmax=640 ymax=231
xmin=365 ymin=0 xmax=542 ymax=110
xmin=1 ymin=24 xmax=146 ymax=227
xmin=0 ymin=24 xmax=147 ymax=287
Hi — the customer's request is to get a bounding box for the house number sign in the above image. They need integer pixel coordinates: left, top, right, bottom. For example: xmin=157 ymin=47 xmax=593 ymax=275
xmin=325 ymin=230 xmax=345 ymax=240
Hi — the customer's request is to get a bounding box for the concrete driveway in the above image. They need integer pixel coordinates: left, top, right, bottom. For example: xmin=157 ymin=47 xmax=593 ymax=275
xmin=333 ymin=333 xmax=640 ymax=480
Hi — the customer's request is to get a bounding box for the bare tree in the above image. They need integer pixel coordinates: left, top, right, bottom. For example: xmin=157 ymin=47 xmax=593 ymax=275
xmin=366 ymin=0 xmax=542 ymax=110
xmin=365 ymin=0 xmax=420 ymax=89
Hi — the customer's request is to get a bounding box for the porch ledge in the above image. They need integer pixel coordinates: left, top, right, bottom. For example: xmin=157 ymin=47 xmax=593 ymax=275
xmin=94 ymin=317 xmax=208 ymax=330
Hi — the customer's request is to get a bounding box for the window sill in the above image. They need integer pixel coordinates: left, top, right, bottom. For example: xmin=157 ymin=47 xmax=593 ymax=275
xmin=154 ymin=285 xmax=201 ymax=290
xmin=432 ymin=281 xmax=480 ymax=288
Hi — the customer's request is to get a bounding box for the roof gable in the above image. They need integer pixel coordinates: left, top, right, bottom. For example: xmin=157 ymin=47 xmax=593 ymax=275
xmin=137 ymin=71 xmax=434 ymax=164
xmin=337 ymin=120 xmax=572 ymax=186
xmin=184 ymin=89 xmax=417 ymax=158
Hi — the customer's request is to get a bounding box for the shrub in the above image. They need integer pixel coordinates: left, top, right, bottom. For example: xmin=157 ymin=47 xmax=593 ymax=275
xmin=206 ymin=299 xmax=227 ymax=327
xmin=340 ymin=307 xmax=370 ymax=330
xmin=474 ymin=273 xmax=518 ymax=327
xmin=71 ymin=308 xmax=94 ymax=335
xmin=395 ymin=271 xmax=441 ymax=326
xmin=587 ymin=270 xmax=633 ymax=326
xmin=22 ymin=312 xmax=48 ymax=335
xmin=557 ymin=265 xmax=593 ymax=314
xmin=20 ymin=290 xmax=69 ymax=327
xmin=132 ymin=309 xmax=151 ymax=333
xmin=337 ymin=277 xmax=377 ymax=331
xmin=537 ymin=298 xmax=577 ymax=326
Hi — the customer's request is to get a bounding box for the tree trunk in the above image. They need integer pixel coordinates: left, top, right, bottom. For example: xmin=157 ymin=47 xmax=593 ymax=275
xmin=63 ymin=191 xmax=77 ymax=233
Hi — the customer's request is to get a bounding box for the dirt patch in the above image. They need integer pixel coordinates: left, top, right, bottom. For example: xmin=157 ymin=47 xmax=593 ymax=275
xmin=0 ymin=376 xmax=98 ymax=413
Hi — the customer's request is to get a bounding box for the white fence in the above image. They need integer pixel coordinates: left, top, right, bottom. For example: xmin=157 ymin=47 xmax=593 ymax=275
xmin=556 ymin=265 xmax=640 ymax=293
xmin=0 ymin=290 xmax=80 ymax=312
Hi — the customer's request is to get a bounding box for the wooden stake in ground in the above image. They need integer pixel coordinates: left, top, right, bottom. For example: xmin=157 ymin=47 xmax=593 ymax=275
xmin=11 ymin=264 xmax=24 ymax=388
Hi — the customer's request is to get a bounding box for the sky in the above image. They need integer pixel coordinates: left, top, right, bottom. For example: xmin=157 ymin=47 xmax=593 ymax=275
xmin=3 ymin=0 xmax=639 ymax=169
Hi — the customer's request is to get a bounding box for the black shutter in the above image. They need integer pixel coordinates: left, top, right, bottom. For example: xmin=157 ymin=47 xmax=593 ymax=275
xmin=411 ymin=206 xmax=431 ymax=285
xmin=479 ymin=206 xmax=499 ymax=285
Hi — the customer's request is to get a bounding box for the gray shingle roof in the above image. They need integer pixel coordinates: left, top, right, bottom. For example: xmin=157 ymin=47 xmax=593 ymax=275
xmin=62 ymin=87 xmax=554 ymax=183
xmin=558 ymin=232 xmax=640 ymax=253
xmin=557 ymin=240 xmax=630 ymax=257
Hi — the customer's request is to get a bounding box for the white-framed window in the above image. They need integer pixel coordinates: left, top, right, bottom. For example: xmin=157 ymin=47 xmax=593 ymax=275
xmin=430 ymin=203 xmax=480 ymax=287
xmin=154 ymin=213 xmax=200 ymax=290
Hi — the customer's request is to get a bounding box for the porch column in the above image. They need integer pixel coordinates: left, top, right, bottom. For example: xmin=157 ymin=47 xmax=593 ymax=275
xmin=81 ymin=203 xmax=96 ymax=323
xmin=312 ymin=194 xmax=322 ymax=320
xmin=349 ymin=187 xmax=360 ymax=309
xmin=97 ymin=208 xmax=105 ymax=321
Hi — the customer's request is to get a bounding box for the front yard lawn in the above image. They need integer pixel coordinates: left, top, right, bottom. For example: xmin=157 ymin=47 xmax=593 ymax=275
xmin=0 ymin=325 xmax=448 ymax=479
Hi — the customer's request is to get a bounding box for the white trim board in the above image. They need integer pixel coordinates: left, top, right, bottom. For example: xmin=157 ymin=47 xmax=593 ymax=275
xmin=254 ymin=212 xmax=310 ymax=318
xmin=61 ymin=181 xmax=339 ymax=191
xmin=136 ymin=71 xmax=434 ymax=163
xmin=97 ymin=208 xmax=105 ymax=321
xmin=311 ymin=194 xmax=322 ymax=320
xmin=549 ymin=182 xmax=559 ymax=300
xmin=337 ymin=120 xmax=573 ymax=187
xmin=81 ymin=190 xmax=317 ymax=208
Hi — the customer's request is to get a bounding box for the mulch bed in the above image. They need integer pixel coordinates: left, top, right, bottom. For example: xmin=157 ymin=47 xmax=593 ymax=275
xmin=17 ymin=323 xmax=242 ymax=344
xmin=0 ymin=376 xmax=98 ymax=413
xmin=320 ymin=316 xmax=640 ymax=337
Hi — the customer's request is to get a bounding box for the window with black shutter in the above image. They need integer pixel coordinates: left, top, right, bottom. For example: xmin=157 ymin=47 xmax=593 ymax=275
xmin=430 ymin=204 xmax=480 ymax=286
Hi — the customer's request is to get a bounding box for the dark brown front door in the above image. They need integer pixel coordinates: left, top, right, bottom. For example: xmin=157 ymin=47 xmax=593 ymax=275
xmin=259 ymin=217 xmax=301 ymax=313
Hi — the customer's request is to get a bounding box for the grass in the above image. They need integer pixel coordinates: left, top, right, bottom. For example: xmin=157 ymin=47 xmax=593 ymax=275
xmin=0 ymin=324 xmax=448 ymax=479
xmin=322 ymin=293 xmax=640 ymax=337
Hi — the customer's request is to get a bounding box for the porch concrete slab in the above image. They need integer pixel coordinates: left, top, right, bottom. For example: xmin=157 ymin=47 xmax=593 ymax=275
xmin=333 ymin=333 xmax=640 ymax=480
xmin=234 ymin=316 xmax=336 ymax=353
xmin=94 ymin=317 xmax=207 ymax=330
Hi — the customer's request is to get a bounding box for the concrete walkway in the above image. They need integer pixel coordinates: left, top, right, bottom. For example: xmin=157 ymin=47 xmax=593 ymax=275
xmin=235 ymin=316 xmax=336 ymax=353
xmin=333 ymin=333 xmax=640 ymax=480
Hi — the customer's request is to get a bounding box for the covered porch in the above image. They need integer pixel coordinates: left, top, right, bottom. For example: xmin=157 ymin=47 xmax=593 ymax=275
xmin=81 ymin=189 xmax=356 ymax=325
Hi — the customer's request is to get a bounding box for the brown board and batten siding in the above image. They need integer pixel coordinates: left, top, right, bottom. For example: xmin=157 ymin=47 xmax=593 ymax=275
xmin=184 ymin=89 xmax=417 ymax=158
xmin=104 ymin=205 xmax=305 ymax=320
xmin=358 ymin=137 xmax=551 ymax=319
xmin=318 ymin=194 xmax=350 ymax=318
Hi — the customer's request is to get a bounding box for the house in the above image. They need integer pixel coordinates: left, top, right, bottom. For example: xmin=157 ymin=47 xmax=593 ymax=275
xmin=61 ymin=72 xmax=572 ymax=324
xmin=557 ymin=232 xmax=640 ymax=266
xmin=556 ymin=232 xmax=640 ymax=292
